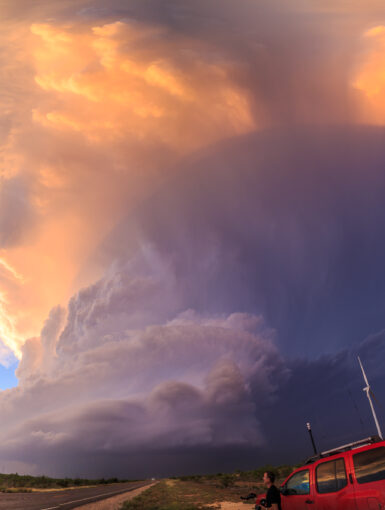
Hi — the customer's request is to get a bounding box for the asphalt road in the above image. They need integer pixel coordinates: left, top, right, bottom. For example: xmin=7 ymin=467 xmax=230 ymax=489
xmin=0 ymin=480 xmax=152 ymax=510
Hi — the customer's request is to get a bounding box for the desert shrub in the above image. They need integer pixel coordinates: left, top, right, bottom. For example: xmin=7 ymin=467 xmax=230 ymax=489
xmin=219 ymin=474 xmax=235 ymax=488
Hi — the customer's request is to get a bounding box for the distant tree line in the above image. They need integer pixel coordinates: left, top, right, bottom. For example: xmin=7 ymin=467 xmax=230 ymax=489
xmin=173 ymin=463 xmax=296 ymax=487
xmin=0 ymin=473 xmax=135 ymax=490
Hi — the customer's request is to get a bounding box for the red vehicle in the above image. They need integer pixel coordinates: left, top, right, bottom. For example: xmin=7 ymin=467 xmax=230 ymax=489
xmin=256 ymin=436 xmax=385 ymax=509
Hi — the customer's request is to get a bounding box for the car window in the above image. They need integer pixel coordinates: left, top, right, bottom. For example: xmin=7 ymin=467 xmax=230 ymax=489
xmin=286 ymin=470 xmax=310 ymax=495
xmin=316 ymin=458 xmax=347 ymax=493
xmin=353 ymin=447 xmax=385 ymax=484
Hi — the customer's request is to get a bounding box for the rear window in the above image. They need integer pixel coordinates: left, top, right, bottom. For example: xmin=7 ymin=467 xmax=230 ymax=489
xmin=316 ymin=458 xmax=347 ymax=493
xmin=353 ymin=447 xmax=385 ymax=484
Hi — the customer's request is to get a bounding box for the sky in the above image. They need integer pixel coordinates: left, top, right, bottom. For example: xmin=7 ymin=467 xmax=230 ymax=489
xmin=0 ymin=0 xmax=385 ymax=478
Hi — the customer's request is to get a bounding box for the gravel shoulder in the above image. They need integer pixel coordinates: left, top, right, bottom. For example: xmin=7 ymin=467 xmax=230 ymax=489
xmin=77 ymin=483 xmax=157 ymax=509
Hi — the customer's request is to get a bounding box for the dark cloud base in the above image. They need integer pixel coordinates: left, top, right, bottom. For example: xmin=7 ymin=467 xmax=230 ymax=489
xmin=8 ymin=334 xmax=385 ymax=479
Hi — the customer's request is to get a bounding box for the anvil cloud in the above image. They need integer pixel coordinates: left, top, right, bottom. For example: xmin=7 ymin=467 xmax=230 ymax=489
xmin=0 ymin=0 xmax=384 ymax=476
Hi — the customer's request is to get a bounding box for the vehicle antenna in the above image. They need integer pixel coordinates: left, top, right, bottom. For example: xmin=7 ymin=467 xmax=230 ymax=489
xmin=358 ymin=356 xmax=383 ymax=440
xmin=306 ymin=422 xmax=318 ymax=455
xmin=348 ymin=388 xmax=365 ymax=432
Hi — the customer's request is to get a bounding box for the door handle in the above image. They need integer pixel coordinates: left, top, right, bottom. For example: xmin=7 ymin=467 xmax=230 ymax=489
xmin=349 ymin=473 xmax=353 ymax=484
xmin=305 ymin=500 xmax=314 ymax=504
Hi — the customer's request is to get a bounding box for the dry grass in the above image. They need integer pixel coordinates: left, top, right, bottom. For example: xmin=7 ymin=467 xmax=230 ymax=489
xmin=0 ymin=487 xmax=33 ymax=493
xmin=120 ymin=479 xmax=259 ymax=510
xmin=0 ymin=484 xmax=101 ymax=493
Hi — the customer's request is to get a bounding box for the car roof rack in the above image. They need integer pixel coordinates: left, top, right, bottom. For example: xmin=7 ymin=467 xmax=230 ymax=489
xmin=303 ymin=436 xmax=381 ymax=465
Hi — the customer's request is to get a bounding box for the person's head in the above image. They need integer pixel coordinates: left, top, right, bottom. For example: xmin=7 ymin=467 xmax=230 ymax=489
xmin=263 ymin=471 xmax=275 ymax=487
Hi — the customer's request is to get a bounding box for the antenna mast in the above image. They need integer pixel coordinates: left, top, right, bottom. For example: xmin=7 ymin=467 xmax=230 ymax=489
xmin=358 ymin=356 xmax=383 ymax=440
xmin=306 ymin=422 xmax=318 ymax=455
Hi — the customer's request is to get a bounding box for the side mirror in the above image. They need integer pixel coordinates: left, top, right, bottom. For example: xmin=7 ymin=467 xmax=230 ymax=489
xmin=280 ymin=487 xmax=296 ymax=496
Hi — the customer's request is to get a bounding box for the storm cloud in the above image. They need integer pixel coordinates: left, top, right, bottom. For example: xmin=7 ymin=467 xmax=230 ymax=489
xmin=5 ymin=258 xmax=286 ymax=476
xmin=0 ymin=0 xmax=384 ymax=477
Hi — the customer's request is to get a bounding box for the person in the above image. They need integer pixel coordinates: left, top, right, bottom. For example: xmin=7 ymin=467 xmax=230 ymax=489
xmin=261 ymin=471 xmax=282 ymax=510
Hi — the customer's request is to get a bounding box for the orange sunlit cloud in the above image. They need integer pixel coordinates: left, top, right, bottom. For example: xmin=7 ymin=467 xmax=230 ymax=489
xmin=30 ymin=21 xmax=256 ymax=149
xmin=0 ymin=18 xmax=257 ymax=363
xmin=353 ymin=26 xmax=385 ymax=124
xmin=2 ymin=9 xmax=385 ymax=368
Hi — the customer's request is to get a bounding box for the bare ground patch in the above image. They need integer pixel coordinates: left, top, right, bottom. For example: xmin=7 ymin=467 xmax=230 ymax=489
xmin=78 ymin=483 xmax=156 ymax=510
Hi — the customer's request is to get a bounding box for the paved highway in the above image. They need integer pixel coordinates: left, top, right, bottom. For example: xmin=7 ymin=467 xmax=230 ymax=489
xmin=0 ymin=480 xmax=152 ymax=510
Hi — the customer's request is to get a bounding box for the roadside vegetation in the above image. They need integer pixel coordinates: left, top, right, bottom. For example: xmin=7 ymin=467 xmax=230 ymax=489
xmin=0 ymin=473 xmax=132 ymax=491
xmin=121 ymin=465 xmax=295 ymax=510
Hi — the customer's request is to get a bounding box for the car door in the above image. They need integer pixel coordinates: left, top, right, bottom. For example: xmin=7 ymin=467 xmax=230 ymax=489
xmin=351 ymin=445 xmax=385 ymax=510
xmin=314 ymin=456 xmax=357 ymax=510
xmin=281 ymin=468 xmax=313 ymax=510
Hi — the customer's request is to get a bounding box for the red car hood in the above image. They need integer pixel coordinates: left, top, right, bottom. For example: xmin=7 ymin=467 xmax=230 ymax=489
xmin=256 ymin=492 xmax=267 ymax=504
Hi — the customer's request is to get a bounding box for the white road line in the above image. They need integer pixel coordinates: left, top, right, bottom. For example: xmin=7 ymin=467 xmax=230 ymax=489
xmin=40 ymin=484 xmax=144 ymax=510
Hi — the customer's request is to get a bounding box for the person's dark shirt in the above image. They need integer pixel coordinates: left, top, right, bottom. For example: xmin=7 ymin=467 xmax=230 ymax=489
xmin=266 ymin=485 xmax=282 ymax=510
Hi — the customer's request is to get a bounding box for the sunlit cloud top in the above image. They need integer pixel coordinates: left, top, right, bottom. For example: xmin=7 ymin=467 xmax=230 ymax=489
xmin=30 ymin=19 xmax=255 ymax=149
xmin=353 ymin=26 xmax=385 ymax=124
xmin=1 ymin=0 xmax=385 ymax=361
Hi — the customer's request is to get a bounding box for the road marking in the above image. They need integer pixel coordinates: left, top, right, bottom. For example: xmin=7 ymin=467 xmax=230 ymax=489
xmin=40 ymin=484 xmax=146 ymax=510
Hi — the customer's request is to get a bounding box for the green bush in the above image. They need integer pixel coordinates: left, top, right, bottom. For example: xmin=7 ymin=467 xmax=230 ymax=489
xmin=219 ymin=474 xmax=235 ymax=488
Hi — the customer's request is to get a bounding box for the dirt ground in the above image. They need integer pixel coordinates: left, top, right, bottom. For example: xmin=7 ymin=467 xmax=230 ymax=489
xmin=210 ymin=502 xmax=254 ymax=510
xmin=76 ymin=483 xmax=156 ymax=510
